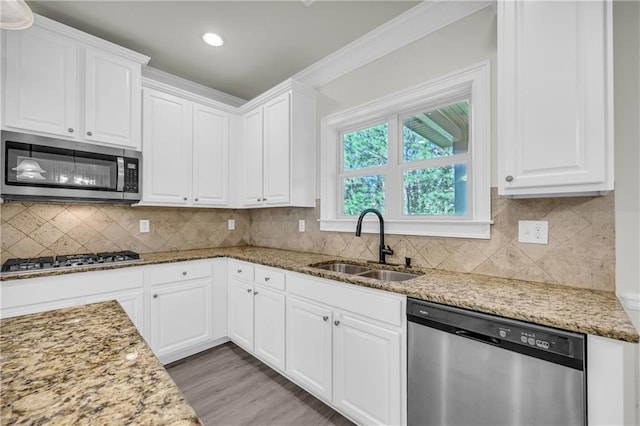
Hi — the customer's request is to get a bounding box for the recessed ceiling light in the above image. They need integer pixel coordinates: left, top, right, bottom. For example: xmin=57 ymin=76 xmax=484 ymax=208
xmin=202 ymin=33 xmax=224 ymax=47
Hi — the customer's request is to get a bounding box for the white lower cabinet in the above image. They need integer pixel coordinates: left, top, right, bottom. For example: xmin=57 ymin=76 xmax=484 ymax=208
xmin=147 ymin=259 xmax=228 ymax=364
xmin=286 ymin=296 xmax=334 ymax=400
xmin=333 ymin=312 xmax=402 ymax=425
xmin=227 ymin=260 xmax=286 ymax=371
xmin=150 ymin=279 xmax=212 ymax=360
xmin=285 ymin=273 xmax=406 ymax=426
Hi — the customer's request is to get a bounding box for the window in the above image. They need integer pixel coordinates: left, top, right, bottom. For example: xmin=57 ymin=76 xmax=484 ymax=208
xmin=321 ymin=62 xmax=491 ymax=238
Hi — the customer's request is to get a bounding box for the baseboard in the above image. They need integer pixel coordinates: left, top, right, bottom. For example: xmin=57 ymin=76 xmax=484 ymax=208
xmin=159 ymin=337 xmax=230 ymax=365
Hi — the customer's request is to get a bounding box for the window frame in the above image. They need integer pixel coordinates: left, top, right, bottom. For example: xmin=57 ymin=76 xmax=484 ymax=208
xmin=320 ymin=61 xmax=492 ymax=239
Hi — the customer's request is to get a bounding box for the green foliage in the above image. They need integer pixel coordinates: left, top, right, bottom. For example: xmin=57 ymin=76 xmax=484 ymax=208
xmin=343 ymin=124 xmax=388 ymax=170
xmin=341 ymin=122 xmax=466 ymax=217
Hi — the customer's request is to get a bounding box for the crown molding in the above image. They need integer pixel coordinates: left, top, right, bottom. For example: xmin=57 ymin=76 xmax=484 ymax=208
xmin=294 ymin=0 xmax=493 ymax=89
xmin=142 ymin=67 xmax=246 ymax=109
xmin=33 ymin=14 xmax=150 ymax=65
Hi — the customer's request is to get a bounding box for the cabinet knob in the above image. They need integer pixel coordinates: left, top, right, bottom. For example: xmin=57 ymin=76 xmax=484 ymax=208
xmin=195 ymin=198 xmax=199 ymax=202
xmin=323 ymin=316 xmax=329 ymax=322
xmin=183 ymin=197 xmax=188 ymax=201
xmin=246 ymin=288 xmax=252 ymax=293
xmin=254 ymin=291 xmax=258 ymax=295
xmin=263 ymin=198 xmax=267 ymax=201
xmin=505 ymin=175 xmax=514 ymax=182
xmin=86 ymin=131 xmax=93 ymax=136
xmin=264 ymin=277 xmax=270 ymax=282
xmin=237 ymin=269 xmax=242 ymax=273
xmin=153 ymin=294 xmax=158 ymax=299
xmin=334 ymin=320 xmax=340 ymax=326
xmin=182 ymin=271 xmax=187 ymax=276
xmin=257 ymin=198 xmax=262 ymax=202
xmin=68 ymin=128 xmax=74 ymax=133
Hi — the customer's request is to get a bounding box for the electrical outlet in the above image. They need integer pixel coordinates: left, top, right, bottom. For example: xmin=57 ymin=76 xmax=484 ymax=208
xmin=298 ymin=219 xmax=305 ymax=232
xmin=139 ymin=219 xmax=150 ymax=233
xmin=228 ymin=219 xmax=235 ymax=230
xmin=518 ymin=220 xmax=548 ymax=244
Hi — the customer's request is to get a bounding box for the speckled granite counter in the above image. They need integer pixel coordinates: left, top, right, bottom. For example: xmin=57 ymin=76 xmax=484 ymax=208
xmin=1 ymin=246 xmax=638 ymax=343
xmin=0 ymin=301 xmax=201 ymax=425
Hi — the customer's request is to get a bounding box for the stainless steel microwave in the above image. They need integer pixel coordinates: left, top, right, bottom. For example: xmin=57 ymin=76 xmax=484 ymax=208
xmin=1 ymin=131 xmax=141 ymax=203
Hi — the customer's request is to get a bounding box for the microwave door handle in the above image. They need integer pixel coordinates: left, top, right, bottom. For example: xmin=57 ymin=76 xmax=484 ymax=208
xmin=117 ymin=157 xmax=125 ymax=191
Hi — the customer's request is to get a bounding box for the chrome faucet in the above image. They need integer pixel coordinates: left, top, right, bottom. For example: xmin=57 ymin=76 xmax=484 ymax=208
xmin=355 ymin=208 xmax=393 ymax=264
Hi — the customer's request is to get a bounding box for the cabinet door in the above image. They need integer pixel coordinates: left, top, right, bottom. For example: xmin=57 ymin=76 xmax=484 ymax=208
xmin=254 ymin=286 xmax=285 ymax=371
xmin=262 ymin=92 xmax=291 ymax=205
xmin=498 ymin=0 xmax=612 ymax=196
xmin=150 ymin=279 xmax=212 ymax=358
xmin=333 ymin=312 xmax=402 ymax=426
xmin=3 ymin=26 xmax=78 ymax=137
xmin=242 ymin=108 xmax=264 ymax=206
xmin=286 ymin=296 xmax=332 ymax=400
xmin=84 ymin=49 xmax=141 ymax=149
xmin=228 ymin=279 xmax=255 ymax=350
xmin=142 ymin=88 xmax=192 ymax=205
xmin=192 ymin=104 xmax=229 ymax=206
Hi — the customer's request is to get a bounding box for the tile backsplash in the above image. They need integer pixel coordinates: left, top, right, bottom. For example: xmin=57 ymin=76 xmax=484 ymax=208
xmin=1 ymin=189 xmax=615 ymax=291
xmin=0 ymin=203 xmax=250 ymax=262
xmin=249 ymin=189 xmax=616 ymax=292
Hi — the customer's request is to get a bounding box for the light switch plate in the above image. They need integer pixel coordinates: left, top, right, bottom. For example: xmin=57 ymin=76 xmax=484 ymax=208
xmin=228 ymin=219 xmax=235 ymax=230
xmin=139 ymin=219 xmax=150 ymax=233
xmin=298 ymin=219 xmax=305 ymax=232
xmin=518 ymin=220 xmax=548 ymax=244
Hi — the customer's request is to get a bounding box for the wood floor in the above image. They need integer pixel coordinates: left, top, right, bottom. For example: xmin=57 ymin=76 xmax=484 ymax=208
xmin=166 ymin=342 xmax=355 ymax=426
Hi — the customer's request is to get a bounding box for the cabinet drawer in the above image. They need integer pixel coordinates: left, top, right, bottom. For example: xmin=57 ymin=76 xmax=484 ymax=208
xmin=255 ymin=267 xmax=285 ymax=291
xmin=287 ymin=273 xmax=404 ymax=327
xmin=229 ymin=261 xmax=255 ymax=282
xmin=149 ymin=261 xmax=212 ymax=286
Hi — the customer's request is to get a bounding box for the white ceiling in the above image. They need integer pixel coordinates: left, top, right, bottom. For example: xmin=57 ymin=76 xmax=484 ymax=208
xmin=26 ymin=0 xmax=420 ymax=100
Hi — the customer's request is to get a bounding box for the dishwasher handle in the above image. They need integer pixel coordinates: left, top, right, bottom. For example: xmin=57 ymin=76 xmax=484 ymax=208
xmin=455 ymin=329 xmax=501 ymax=346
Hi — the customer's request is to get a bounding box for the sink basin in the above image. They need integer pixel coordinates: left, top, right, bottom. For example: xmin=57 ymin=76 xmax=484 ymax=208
xmin=311 ymin=262 xmax=422 ymax=282
xmin=357 ymin=269 xmax=421 ymax=282
xmin=313 ymin=263 xmax=371 ymax=274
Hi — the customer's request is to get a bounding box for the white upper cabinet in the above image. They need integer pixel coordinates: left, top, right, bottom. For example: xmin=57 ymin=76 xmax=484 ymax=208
xmin=497 ymin=0 xmax=613 ymax=197
xmin=84 ymin=48 xmax=142 ymax=148
xmin=238 ymin=81 xmax=317 ymax=208
xmin=193 ymin=104 xmax=229 ymax=206
xmin=3 ymin=25 xmax=78 ymax=137
xmin=141 ymin=83 xmax=231 ymax=207
xmin=1 ymin=15 xmax=149 ymax=150
xmin=142 ymin=88 xmax=192 ymax=205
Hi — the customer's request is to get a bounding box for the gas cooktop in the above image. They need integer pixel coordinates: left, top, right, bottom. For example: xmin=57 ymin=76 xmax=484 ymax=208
xmin=1 ymin=251 xmax=143 ymax=274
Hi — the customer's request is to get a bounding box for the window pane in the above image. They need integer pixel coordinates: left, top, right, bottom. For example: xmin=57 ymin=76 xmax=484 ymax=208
xmin=403 ymin=100 xmax=469 ymax=162
xmin=343 ymin=175 xmax=385 ymax=215
xmin=403 ymin=164 xmax=467 ymax=215
xmin=343 ymin=123 xmax=388 ymax=171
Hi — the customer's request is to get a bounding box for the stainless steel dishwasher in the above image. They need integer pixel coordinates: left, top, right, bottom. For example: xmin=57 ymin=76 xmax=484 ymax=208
xmin=407 ymin=298 xmax=586 ymax=426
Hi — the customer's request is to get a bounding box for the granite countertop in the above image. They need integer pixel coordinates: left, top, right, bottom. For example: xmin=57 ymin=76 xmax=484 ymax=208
xmin=1 ymin=246 xmax=638 ymax=343
xmin=0 ymin=301 xmax=200 ymax=425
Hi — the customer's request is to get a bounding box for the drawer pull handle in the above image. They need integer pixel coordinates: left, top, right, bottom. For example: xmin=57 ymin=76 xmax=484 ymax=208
xmin=323 ymin=316 xmax=328 ymax=322
xmin=254 ymin=291 xmax=258 ymax=295
xmin=153 ymin=294 xmax=158 ymax=299
xmin=264 ymin=277 xmax=270 ymax=282
xmin=334 ymin=320 xmax=340 ymax=326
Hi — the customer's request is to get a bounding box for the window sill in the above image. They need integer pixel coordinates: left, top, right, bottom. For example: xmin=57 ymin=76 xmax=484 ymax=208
xmin=319 ymin=218 xmax=493 ymax=239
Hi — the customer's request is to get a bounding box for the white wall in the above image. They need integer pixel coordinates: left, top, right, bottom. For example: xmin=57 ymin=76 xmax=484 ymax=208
xmin=613 ymin=2 xmax=640 ymax=424
xmin=314 ymin=6 xmax=497 ymax=192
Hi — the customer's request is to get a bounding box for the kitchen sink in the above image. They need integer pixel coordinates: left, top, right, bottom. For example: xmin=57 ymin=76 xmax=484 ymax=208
xmin=314 ymin=263 xmax=371 ymax=274
xmin=357 ymin=269 xmax=420 ymax=282
xmin=311 ymin=262 xmax=422 ymax=282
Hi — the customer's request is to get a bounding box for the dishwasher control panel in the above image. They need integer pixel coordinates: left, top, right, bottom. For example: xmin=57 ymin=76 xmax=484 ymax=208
xmin=407 ymin=298 xmax=584 ymax=361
